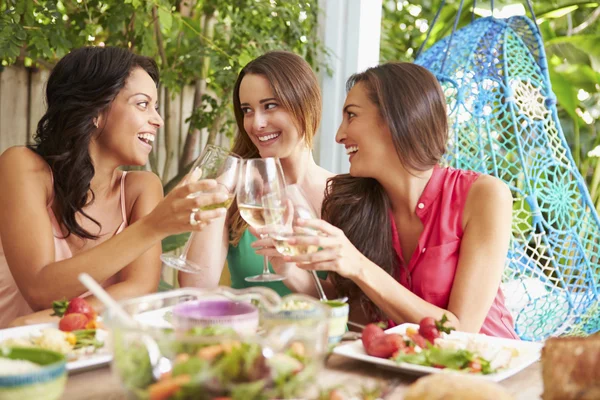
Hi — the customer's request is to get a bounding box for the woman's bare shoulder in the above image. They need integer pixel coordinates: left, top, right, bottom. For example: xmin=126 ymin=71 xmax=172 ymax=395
xmin=122 ymin=170 xmax=163 ymax=203
xmin=0 ymin=146 xmax=51 ymax=185
xmin=463 ymin=174 xmax=512 ymax=224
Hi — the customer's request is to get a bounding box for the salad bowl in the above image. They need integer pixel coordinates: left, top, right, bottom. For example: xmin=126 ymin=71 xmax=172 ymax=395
xmin=103 ymin=287 xmax=329 ymax=399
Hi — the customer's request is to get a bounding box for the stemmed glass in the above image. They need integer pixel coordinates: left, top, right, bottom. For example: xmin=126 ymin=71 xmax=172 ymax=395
xmin=266 ymin=184 xmax=326 ymax=299
xmin=160 ymin=144 xmax=241 ymax=273
xmin=237 ymin=157 xmax=287 ymax=282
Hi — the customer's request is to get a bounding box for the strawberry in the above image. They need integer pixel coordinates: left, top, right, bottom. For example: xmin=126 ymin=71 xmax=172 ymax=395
xmin=366 ymin=333 xmax=405 ymax=358
xmin=418 ymin=314 xmax=455 ymax=344
xmin=361 ymin=323 xmax=385 ymax=350
xmin=65 ymin=298 xmax=97 ymax=321
xmin=52 ymin=298 xmax=97 ymax=321
xmin=58 ymin=313 xmax=89 ymax=332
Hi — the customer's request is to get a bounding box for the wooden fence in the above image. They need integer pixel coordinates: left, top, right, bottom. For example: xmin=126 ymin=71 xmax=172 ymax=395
xmin=0 ymin=65 xmax=231 ymax=184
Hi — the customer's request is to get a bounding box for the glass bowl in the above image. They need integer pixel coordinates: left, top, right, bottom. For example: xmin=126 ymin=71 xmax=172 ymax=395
xmin=103 ymin=287 xmax=329 ymax=399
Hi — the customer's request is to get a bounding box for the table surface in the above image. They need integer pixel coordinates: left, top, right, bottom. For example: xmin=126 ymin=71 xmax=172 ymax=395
xmin=62 ymin=354 xmax=543 ymax=399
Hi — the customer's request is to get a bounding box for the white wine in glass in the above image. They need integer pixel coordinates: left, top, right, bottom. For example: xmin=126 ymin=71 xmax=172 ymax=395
xmin=160 ymin=144 xmax=241 ymax=273
xmin=237 ymin=158 xmax=287 ymax=282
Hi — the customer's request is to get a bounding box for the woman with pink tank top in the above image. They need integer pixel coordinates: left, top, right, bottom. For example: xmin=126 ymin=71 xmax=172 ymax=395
xmin=0 ymin=47 xmax=232 ymax=328
xmin=279 ymin=62 xmax=518 ymax=339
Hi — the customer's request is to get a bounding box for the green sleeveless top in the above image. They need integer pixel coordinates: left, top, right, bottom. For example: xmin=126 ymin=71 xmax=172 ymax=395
xmin=227 ymin=230 xmax=327 ymax=297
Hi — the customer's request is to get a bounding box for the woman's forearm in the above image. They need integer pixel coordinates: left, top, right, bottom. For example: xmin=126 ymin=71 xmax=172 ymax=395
xmin=352 ymin=262 xmax=460 ymax=329
xmin=26 ymin=217 xmax=163 ymax=310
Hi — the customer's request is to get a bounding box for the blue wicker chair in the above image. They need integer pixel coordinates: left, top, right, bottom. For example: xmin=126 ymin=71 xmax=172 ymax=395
xmin=415 ymin=4 xmax=600 ymax=341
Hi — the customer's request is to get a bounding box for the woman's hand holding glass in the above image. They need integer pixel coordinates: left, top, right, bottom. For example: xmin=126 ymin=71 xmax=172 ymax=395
xmin=146 ymin=178 xmax=229 ymax=236
xmin=279 ymin=218 xmax=367 ymax=279
xmin=160 ymin=145 xmax=241 ymax=273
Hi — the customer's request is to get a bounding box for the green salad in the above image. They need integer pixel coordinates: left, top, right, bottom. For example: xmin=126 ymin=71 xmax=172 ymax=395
xmin=113 ymin=326 xmax=316 ymax=400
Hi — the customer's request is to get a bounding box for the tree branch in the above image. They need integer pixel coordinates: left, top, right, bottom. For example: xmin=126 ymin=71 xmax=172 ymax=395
xmin=572 ymin=6 xmax=600 ymax=35
xmin=179 ymin=8 xmax=216 ymax=172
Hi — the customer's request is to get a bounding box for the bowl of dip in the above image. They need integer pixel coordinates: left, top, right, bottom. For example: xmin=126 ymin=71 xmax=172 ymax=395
xmin=0 ymin=346 xmax=67 ymax=400
xmin=171 ymin=299 xmax=259 ymax=335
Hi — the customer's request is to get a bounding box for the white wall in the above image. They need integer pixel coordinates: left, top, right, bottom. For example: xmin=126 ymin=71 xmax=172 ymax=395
xmin=315 ymin=0 xmax=383 ymax=174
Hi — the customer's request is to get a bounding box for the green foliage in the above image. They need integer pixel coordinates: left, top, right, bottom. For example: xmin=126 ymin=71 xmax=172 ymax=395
xmin=380 ymin=0 xmax=600 ymax=211
xmin=0 ymin=0 xmax=324 ymax=176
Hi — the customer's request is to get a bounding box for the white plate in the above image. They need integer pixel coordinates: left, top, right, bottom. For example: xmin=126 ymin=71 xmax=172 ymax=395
xmin=333 ymin=323 xmax=543 ymax=382
xmin=0 ymin=323 xmax=112 ymax=374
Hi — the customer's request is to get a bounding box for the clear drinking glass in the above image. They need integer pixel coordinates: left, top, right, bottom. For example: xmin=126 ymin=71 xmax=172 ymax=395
xmin=266 ymin=184 xmax=320 ymax=258
xmin=160 ymin=144 xmax=241 ymax=273
xmin=266 ymin=184 xmax=326 ymax=300
xmin=237 ymin=157 xmax=287 ymax=282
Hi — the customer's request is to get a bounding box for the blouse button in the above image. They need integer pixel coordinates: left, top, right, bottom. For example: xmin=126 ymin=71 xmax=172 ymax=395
xmin=417 ymin=202 xmax=425 ymax=209
xmin=421 ymin=248 xmax=426 ymax=253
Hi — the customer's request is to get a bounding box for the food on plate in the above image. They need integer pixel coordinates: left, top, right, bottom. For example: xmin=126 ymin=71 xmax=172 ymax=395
xmin=361 ymin=323 xmax=384 ymax=350
xmin=1 ymin=328 xmax=103 ymax=359
xmin=418 ymin=314 xmax=454 ymax=344
xmin=113 ymin=326 xmax=318 ymax=400
xmin=361 ymin=315 xmax=516 ymax=375
xmin=52 ymin=298 xmax=101 ymax=331
xmin=365 ymin=332 xmax=405 ymax=359
xmin=404 ymin=374 xmax=514 ymax=400
xmin=541 ymin=335 xmax=600 ymax=400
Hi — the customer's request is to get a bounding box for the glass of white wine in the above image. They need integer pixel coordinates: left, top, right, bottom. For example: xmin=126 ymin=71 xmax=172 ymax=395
xmin=237 ymin=157 xmax=287 ymax=282
xmin=265 ymin=184 xmax=326 ymax=300
xmin=267 ymin=184 xmax=320 ymax=258
xmin=160 ymin=144 xmax=241 ymax=273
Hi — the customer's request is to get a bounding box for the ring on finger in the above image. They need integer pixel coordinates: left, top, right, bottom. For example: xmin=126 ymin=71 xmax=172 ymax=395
xmin=189 ymin=211 xmax=199 ymax=226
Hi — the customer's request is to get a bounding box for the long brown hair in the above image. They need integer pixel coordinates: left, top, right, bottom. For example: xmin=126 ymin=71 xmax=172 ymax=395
xmin=323 ymin=62 xmax=448 ymax=321
xmin=229 ymin=51 xmax=322 ymax=245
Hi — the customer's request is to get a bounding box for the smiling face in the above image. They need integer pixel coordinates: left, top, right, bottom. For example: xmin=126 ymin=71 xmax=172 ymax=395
xmin=336 ymin=82 xmax=399 ymax=179
xmin=238 ymin=74 xmax=304 ymax=159
xmin=92 ymin=67 xmax=163 ymax=166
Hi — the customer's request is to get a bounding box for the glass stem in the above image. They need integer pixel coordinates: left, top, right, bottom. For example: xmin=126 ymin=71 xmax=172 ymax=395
xmin=180 ymin=232 xmax=196 ymax=260
xmin=260 ymin=234 xmax=270 ymax=275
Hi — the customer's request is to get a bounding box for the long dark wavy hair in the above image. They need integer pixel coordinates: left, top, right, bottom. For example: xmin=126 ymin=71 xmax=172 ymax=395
xmin=228 ymin=51 xmax=322 ymax=246
xmin=323 ymin=62 xmax=448 ymax=321
xmin=30 ymin=46 xmax=159 ymax=240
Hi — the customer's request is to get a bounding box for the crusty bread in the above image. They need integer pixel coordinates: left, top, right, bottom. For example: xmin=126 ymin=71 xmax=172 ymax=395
xmin=541 ymin=335 xmax=600 ymax=400
xmin=404 ymin=373 xmax=514 ymax=400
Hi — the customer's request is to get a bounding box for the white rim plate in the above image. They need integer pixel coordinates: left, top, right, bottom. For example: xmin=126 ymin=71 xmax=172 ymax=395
xmin=333 ymin=323 xmax=543 ymax=382
xmin=0 ymin=323 xmax=112 ymax=374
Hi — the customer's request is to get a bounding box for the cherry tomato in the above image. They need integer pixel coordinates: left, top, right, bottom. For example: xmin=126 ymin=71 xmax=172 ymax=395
xmin=469 ymin=360 xmax=483 ymax=373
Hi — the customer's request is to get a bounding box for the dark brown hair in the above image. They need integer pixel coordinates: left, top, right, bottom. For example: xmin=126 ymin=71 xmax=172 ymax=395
xmin=324 ymin=62 xmax=448 ymax=321
xmin=30 ymin=46 xmax=158 ymax=240
xmin=229 ymin=51 xmax=322 ymax=245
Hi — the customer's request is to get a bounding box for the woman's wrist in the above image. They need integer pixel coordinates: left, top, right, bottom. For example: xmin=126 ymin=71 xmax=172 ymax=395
xmin=136 ymin=214 xmax=168 ymax=243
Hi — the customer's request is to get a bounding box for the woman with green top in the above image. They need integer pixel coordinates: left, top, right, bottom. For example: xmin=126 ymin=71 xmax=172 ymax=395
xmin=179 ymin=51 xmax=334 ymax=297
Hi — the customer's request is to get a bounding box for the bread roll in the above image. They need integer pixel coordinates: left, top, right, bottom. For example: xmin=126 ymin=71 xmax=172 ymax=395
xmin=404 ymin=373 xmax=514 ymax=400
xmin=541 ymin=335 xmax=600 ymax=400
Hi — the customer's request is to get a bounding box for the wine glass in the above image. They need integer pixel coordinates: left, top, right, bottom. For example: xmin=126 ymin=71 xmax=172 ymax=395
xmin=160 ymin=144 xmax=241 ymax=273
xmin=237 ymin=157 xmax=287 ymax=282
xmin=265 ymin=184 xmax=327 ymax=300
xmin=267 ymin=184 xmax=320 ymax=258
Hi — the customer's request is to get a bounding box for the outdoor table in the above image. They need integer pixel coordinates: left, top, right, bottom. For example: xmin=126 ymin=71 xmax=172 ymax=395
xmin=62 ymin=353 xmax=543 ymax=399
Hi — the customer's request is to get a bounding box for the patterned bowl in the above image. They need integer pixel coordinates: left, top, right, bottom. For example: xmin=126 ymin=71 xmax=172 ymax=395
xmin=0 ymin=347 xmax=67 ymax=400
xmin=172 ymin=299 xmax=259 ymax=335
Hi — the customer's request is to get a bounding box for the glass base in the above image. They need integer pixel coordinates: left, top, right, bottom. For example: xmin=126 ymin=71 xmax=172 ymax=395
xmin=160 ymin=254 xmax=205 ymax=274
xmin=245 ymin=273 xmax=286 ymax=283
